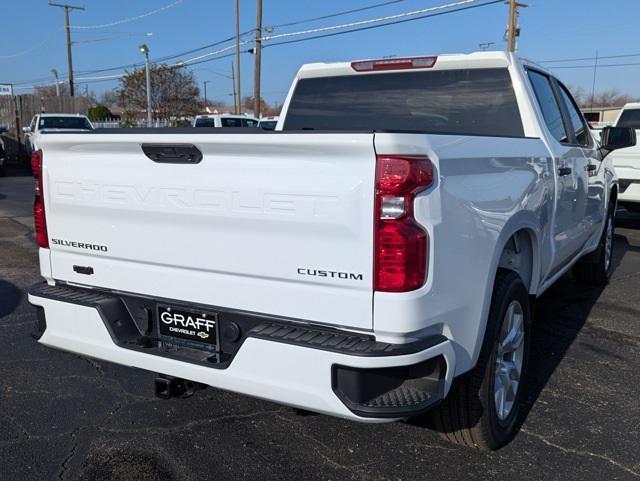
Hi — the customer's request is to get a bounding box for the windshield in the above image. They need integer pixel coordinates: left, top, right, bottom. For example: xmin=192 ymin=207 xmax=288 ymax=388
xmin=617 ymin=109 xmax=640 ymax=129
xmin=283 ymin=68 xmax=524 ymax=137
xmin=39 ymin=117 xmax=92 ymax=130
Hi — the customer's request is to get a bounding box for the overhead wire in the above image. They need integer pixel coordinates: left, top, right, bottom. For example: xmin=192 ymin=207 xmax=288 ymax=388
xmin=12 ymin=0 xmax=501 ymax=89
xmin=70 ymin=0 xmax=184 ymax=29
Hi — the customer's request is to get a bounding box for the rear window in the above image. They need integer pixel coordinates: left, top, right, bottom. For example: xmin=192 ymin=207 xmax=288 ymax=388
xmin=283 ymin=68 xmax=524 ymax=137
xmin=195 ymin=118 xmax=216 ymax=127
xmin=221 ymin=118 xmax=242 ymax=127
xmin=39 ymin=116 xmax=92 ymax=130
xmin=617 ymin=109 xmax=640 ymax=129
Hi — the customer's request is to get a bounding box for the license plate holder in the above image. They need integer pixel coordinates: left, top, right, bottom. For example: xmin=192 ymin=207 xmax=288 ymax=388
xmin=157 ymin=304 xmax=218 ymax=350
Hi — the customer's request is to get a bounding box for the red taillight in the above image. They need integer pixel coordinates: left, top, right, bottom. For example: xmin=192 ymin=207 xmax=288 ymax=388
xmin=374 ymin=155 xmax=433 ymax=292
xmin=351 ymin=56 xmax=437 ymax=72
xmin=32 ymin=149 xmax=48 ymax=248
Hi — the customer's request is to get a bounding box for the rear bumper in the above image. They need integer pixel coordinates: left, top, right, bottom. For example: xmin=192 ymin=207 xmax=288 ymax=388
xmin=29 ymin=283 xmax=455 ymax=422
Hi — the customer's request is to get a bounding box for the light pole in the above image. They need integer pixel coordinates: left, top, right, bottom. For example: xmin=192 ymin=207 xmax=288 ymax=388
xmin=51 ymin=69 xmax=60 ymax=97
xmin=139 ymin=43 xmax=152 ymax=127
xmin=234 ymin=0 xmax=241 ymax=114
xmin=203 ymin=80 xmax=210 ymax=112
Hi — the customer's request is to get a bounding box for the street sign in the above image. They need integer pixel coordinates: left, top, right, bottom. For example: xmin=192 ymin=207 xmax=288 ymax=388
xmin=0 ymin=84 xmax=13 ymax=96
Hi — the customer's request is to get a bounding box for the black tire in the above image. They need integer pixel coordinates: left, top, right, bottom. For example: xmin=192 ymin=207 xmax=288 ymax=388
xmin=572 ymin=206 xmax=614 ymax=286
xmin=430 ymin=269 xmax=531 ymax=450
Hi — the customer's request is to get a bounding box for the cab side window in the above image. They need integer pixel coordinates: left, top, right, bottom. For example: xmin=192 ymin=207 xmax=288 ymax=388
xmin=556 ymin=83 xmax=592 ymax=147
xmin=527 ymin=70 xmax=568 ymax=143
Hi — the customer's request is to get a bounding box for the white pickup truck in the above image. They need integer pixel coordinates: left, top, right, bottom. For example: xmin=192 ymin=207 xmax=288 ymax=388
xmin=28 ymin=52 xmax=635 ymax=450
xmin=23 ymin=113 xmax=94 ymax=159
xmin=610 ymin=103 xmax=640 ymax=212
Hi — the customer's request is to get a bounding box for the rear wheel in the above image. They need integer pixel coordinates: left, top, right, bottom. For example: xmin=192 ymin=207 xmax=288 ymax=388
xmin=430 ymin=269 xmax=531 ymax=450
xmin=573 ymin=205 xmax=614 ymax=286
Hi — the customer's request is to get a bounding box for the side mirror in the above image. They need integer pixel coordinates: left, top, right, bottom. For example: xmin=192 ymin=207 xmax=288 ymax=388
xmin=22 ymin=126 xmax=31 ymax=133
xmin=600 ymin=126 xmax=636 ymax=154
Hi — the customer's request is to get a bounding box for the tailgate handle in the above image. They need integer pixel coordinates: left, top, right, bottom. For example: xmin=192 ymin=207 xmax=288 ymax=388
xmin=141 ymin=144 xmax=203 ymax=164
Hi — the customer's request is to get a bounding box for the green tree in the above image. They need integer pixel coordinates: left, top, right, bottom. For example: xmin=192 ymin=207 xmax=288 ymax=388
xmin=87 ymin=104 xmax=113 ymax=121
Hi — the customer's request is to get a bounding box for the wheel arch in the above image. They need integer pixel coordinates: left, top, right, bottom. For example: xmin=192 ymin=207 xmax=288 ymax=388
xmin=469 ymin=216 xmax=541 ymax=371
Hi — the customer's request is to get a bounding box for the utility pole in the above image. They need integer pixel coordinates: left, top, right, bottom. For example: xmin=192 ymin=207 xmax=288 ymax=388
xmin=234 ymin=0 xmax=241 ymax=114
xmin=506 ymin=0 xmax=527 ymax=53
xmin=231 ymin=61 xmax=238 ymax=113
xmin=51 ymin=69 xmax=60 ymax=96
xmin=590 ymin=51 xmax=599 ymax=111
xmin=49 ymin=2 xmax=85 ymax=97
xmin=253 ymin=0 xmax=263 ymax=118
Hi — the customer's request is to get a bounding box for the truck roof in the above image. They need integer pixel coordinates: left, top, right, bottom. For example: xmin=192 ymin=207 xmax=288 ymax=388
xmin=620 ymin=102 xmax=640 ymax=111
xmin=37 ymin=113 xmax=88 ymax=118
xmin=296 ymin=51 xmax=516 ymax=79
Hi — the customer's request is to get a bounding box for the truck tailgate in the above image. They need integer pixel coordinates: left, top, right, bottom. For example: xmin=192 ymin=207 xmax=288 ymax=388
xmin=39 ymin=132 xmax=376 ymax=330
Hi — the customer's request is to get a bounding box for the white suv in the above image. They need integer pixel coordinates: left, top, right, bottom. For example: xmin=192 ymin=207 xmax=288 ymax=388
xmin=193 ymin=114 xmax=259 ymax=128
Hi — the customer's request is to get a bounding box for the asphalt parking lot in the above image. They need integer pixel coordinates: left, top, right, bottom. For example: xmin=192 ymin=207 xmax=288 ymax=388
xmin=1 ymin=171 xmax=639 ymax=481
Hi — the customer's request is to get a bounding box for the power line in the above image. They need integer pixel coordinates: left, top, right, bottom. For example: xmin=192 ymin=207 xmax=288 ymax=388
xmin=13 ymin=0 xmax=501 ymax=89
xmin=70 ymin=0 xmax=184 ymax=29
xmin=550 ymin=62 xmax=640 ymax=69
xmin=262 ymin=0 xmax=502 ymax=49
xmin=539 ymin=52 xmax=640 ymax=64
xmin=266 ymin=0 xmax=408 ymax=29
xmin=68 ymin=0 xmax=473 ymax=75
xmin=0 ymin=29 xmax=61 ymax=59
xmin=261 ymin=0 xmax=489 ymax=42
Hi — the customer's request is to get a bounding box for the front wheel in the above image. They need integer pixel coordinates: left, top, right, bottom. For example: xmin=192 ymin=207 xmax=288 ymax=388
xmin=573 ymin=206 xmax=614 ymax=286
xmin=430 ymin=269 xmax=531 ymax=450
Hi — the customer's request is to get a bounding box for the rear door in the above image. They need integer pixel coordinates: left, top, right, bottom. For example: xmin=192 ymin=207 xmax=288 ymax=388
xmin=554 ymin=80 xmax=604 ymax=237
xmin=41 ymin=132 xmax=376 ymax=330
xmin=527 ymin=69 xmax=590 ymax=272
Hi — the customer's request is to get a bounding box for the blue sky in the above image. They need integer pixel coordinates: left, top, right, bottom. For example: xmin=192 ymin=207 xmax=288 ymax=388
xmin=2 ymin=0 xmax=640 ymax=106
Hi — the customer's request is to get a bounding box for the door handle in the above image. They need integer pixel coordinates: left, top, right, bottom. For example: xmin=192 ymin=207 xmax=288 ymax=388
xmin=558 ymin=167 xmax=572 ymax=176
xmin=141 ymin=144 xmax=203 ymax=164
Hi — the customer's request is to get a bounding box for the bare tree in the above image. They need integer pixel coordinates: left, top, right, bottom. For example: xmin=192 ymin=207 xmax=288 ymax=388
xmin=99 ymin=89 xmax=119 ymax=109
xmin=35 ymin=83 xmax=69 ymax=97
xmin=117 ymin=65 xmax=200 ymax=119
xmin=568 ymin=85 xmax=638 ymax=108
xmin=242 ymin=96 xmax=270 ymax=116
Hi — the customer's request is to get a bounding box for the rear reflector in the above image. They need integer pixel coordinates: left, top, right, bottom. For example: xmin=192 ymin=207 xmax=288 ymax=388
xmin=374 ymin=155 xmax=434 ymax=292
xmin=32 ymin=149 xmax=48 ymax=248
xmin=351 ymin=56 xmax=437 ymax=72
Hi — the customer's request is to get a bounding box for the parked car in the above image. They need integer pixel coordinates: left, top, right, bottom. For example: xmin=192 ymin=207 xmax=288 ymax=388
xmin=193 ymin=114 xmax=259 ymax=128
xmin=609 ymin=103 xmax=640 ymax=212
xmin=23 ymin=113 xmax=94 ymax=159
xmin=258 ymin=116 xmax=279 ymax=130
xmin=28 ymin=52 xmax=634 ymax=450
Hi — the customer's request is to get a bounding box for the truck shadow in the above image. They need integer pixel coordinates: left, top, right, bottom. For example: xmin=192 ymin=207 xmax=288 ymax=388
xmin=521 ymin=232 xmax=628 ymax=426
xmin=0 ymin=279 xmax=23 ymax=318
